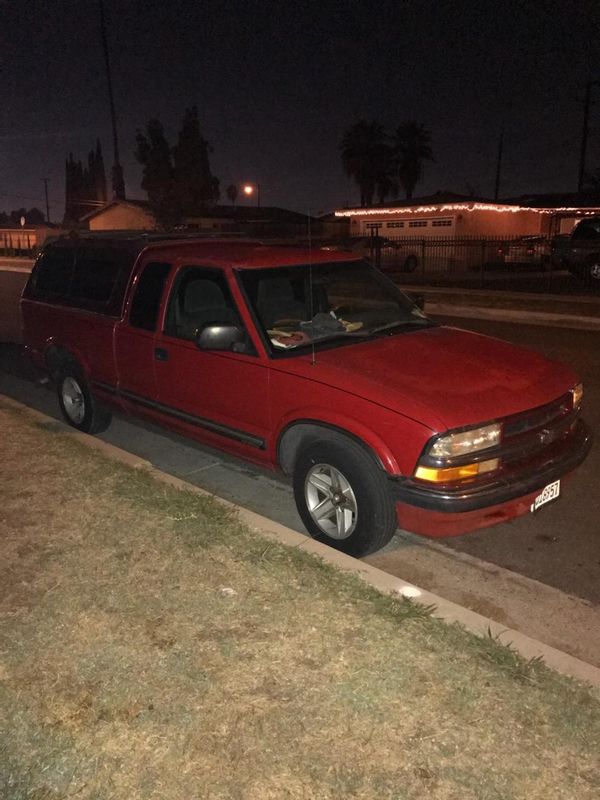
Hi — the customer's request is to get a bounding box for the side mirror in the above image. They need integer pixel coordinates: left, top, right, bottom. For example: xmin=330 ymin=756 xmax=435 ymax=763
xmin=195 ymin=324 xmax=246 ymax=352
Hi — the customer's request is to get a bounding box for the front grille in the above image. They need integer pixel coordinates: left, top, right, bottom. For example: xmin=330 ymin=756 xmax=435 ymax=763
xmin=498 ymin=393 xmax=578 ymax=474
xmin=503 ymin=393 xmax=572 ymax=440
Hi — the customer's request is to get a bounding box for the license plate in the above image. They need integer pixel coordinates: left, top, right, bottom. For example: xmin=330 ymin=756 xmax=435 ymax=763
xmin=530 ymin=479 xmax=560 ymax=513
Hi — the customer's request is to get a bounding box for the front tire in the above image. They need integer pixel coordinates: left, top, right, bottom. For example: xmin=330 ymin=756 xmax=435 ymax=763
xmin=293 ymin=438 xmax=397 ymax=557
xmin=588 ymin=256 xmax=600 ymax=283
xmin=57 ymin=365 xmax=112 ymax=435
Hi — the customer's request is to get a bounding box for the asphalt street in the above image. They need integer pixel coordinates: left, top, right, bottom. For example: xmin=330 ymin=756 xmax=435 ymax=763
xmin=428 ymin=316 xmax=600 ymax=604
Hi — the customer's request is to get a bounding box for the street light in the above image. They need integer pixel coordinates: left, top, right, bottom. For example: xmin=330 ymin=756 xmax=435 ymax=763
xmin=242 ymin=183 xmax=260 ymax=208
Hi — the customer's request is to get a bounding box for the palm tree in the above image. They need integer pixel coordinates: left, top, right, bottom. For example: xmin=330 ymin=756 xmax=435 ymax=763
xmin=394 ymin=122 xmax=434 ymax=200
xmin=340 ymin=121 xmax=390 ymax=207
xmin=375 ymin=144 xmax=399 ymax=204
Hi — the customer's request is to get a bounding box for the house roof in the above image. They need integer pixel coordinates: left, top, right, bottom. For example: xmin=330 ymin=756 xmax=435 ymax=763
xmin=81 ymin=199 xmax=318 ymax=225
xmin=186 ymin=205 xmax=318 ymax=223
xmin=336 ymin=190 xmax=600 ymax=216
xmin=80 ymin=199 xmax=153 ymax=222
xmin=338 ymin=192 xmax=495 ymax=213
xmin=502 ymin=192 xmax=600 ymax=209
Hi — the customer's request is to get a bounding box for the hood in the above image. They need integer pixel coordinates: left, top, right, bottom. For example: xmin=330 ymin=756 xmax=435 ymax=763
xmin=276 ymin=325 xmax=578 ymax=432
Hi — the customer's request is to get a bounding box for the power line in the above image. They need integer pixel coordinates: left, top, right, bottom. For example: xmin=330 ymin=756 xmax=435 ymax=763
xmin=0 ymin=192 xmax=46 ymax=203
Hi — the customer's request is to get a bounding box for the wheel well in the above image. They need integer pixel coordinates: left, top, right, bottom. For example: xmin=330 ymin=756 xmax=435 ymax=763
xmin=44 ymin=346 xmax=79 ymax=382
xmin=277 ymin=422 xmax=385 ymax=476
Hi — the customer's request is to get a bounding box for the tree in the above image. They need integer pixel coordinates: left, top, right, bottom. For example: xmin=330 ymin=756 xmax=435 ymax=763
xmin=64 ymin=141 xmax=107 ymax=223
xmin=375 ymin=144 xmax=399 ymax=204
xmin=25 ymin=207 xmax=46 ymax=224
xmin=173 ymin=106 xmax=220 ymax=213
xmin=226 ymin=184 xmax=238 ymax=206
xmin=135 ymin=119 xmax=181 ymax=229
xmin=393 ymin=122 xmax=434 ymax=200
xmin=340 ymin=120 xmax=390 ymax=207
xmin=10 ymin=208 xmax=28 ymax=225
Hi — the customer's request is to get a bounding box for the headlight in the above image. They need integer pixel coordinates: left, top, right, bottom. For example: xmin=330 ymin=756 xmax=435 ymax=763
xmin=428 ymin=422 xmax=502 ymax=459
xmin=571 ymin=382 xmax=583 ymax=410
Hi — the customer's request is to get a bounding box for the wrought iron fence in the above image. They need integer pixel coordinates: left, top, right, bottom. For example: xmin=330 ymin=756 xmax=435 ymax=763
xmin=366 ymin=235 xmax=599 ymax=295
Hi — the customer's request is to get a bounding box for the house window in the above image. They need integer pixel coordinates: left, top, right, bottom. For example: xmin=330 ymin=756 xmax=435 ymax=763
xmin=365 ymin=222 xmax=383 ymax=230
xmin=386 ymin=221 xmax=404 ymax=228
xmin=408 ymin=220 xmax=427 ymax=228
xmin=432 ymin=218 xmax=453 ymax=227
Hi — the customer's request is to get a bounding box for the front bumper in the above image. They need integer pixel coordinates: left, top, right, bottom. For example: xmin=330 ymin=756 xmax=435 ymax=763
xmin=390 ymin=418 xmax=592 ymax=517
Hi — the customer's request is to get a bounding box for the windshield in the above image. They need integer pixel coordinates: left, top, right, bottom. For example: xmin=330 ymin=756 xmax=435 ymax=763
xmin=238 ymin=260 xmax=433 ymax=355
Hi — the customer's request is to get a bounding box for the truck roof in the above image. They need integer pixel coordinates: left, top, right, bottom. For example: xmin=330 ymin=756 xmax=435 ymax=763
xmin=46 ymin=234 xmax=362 ymax=270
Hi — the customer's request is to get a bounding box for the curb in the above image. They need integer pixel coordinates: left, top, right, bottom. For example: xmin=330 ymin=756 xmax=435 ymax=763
xmin=0 ymin=259 xmax=33 ymax=273
xmin=4 ymin=393 xmax=600 ymax=689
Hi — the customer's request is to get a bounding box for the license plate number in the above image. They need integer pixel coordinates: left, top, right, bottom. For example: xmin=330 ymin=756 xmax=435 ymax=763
xmin=530 ymin=480 xmax=560 ymax=512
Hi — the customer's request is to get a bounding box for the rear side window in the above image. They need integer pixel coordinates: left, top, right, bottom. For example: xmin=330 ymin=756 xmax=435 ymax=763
xmin=70 ymin=250 xmax=124 ymax=306
xmin=30 ymin=250 xmax=75 ymax=298
xmin=129 ymin=262 xmax=171 ymax=331
xmin=24 ymin=245 xmax=132 ymax=315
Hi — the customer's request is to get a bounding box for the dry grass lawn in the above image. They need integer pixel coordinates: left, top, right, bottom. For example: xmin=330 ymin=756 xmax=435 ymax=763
xmin=0 ymin=399 xmax=599 ymax=799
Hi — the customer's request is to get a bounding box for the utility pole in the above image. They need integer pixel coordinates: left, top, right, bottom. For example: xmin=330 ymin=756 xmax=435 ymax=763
xmin=99 ymin=0 xmax=125 ymax=200
xmin=577 ymin=79 xmax=599 ymax=194
xmin=493 ymin=129 xmax=504 ymax=201
xmin=42 ymin=178 xmax=50 ymax=223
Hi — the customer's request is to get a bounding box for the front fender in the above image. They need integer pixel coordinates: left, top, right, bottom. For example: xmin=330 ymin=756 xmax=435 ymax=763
xmin=274 ymin=405 xmax=431 ymax=477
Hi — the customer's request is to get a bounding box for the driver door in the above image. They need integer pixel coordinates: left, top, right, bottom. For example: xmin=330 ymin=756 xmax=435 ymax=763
xmin=154 ymin=265 xmax=271 ymax=460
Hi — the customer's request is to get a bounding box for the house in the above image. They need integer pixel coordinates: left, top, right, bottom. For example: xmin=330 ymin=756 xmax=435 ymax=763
xmin=0 ymin=224 xmax=59 ymax=256
xmin=335 ymin=192 xmax=600 ymax=240
xmin=80 ymin=199 xmax=325 ymax=239
xmin=81 ymin=199 xmax=158 ymax=231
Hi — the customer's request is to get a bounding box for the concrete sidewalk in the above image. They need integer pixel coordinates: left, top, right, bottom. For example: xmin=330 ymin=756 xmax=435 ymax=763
xmin=404 ymin=284 xmax=600 ymax=330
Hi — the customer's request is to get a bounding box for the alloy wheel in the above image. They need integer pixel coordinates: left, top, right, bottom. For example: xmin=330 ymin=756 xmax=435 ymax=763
xmin=304 ymin=463 xmax=358 ymax=540
xmin=61 ymin=377 xmax=85 ymax=425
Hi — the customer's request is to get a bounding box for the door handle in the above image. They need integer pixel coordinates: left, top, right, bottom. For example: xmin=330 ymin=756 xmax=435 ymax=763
xmin=154 ymin=347 xmax=169 ymax=361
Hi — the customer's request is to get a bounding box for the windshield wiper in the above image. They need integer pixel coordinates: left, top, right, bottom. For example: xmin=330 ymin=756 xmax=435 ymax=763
xmin=365 ymin=318 xmax=435 ymax=336
xmin=272 ymin=318 xmax=434 ymax=353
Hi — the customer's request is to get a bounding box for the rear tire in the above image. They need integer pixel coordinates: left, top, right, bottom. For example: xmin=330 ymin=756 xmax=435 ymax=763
xmin=57 ymin=364 xmax=112 ymax=435
xmin=293 ymin=438 xmax=397 ymax=557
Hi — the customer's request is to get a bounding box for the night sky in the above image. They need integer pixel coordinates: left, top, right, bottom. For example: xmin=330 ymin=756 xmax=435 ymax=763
xmin=3 ymin=0 xmax=600 ymax=221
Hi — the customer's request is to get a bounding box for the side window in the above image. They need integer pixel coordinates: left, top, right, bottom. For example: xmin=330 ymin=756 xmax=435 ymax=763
xmin=129 ymin=262 xmax=171 ymax=331
xmin=164 ymin=267 xmax=242 ymax=341
xmin=30 ymin=249 xmax=75 ymax=299
xmin=70 ymin=251 xmax=123 ymax=306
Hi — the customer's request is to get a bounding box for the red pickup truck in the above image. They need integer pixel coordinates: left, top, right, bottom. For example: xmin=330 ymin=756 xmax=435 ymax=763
xmin=21 ymin=235 xmax=591 ymax=556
